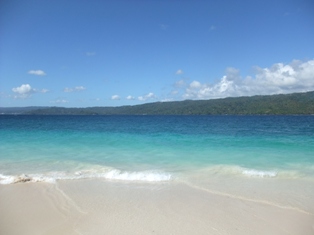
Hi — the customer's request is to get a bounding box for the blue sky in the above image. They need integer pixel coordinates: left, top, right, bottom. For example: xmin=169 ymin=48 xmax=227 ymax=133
xmin=1 ymin=0 xmax=313 ymax=107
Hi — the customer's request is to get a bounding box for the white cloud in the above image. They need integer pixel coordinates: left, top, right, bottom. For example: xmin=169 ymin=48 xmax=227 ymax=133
xmin=111 ymin=95 xmax=120 ymax=100
xmin=126 ymin=95 xmax=135 ymax=100
xmin=171 ymin=90 xmax=179 ymax=95
xmin=190 ymin=81 xmax=202 ymax=89
xmin=176 ymin=69 xmax=183 ymax=75
xmin=64 ymin=88 xmax=73 ymax=92
xmin=39 ymin=89 xmax=49 ymax=93
xmin=147 ymin=92 xmax=155 ymax=98
xmin=181 ymin=59 xmax=314 ymax=100
xmin=175 ymin=80 xmax=186 ymax=88
xmin=63 ymin=86 xmax=86 ymax=92
xmin=12 ymin=84 xmax=49 ymax=99
xmin=138 ymin=92 xmax=156 ymax=101
xmin=74 ymin=86 xmax=86 ymax=91
xmin=51 ymin=99 xmax=69 ymax=104
xmin=28 ymin=70 xmax=46 ymax=76
xmin=161 ymin=98 xmax=173 ymax=102
xmin=12 ymin=84 xmax=33 ymax=94
xmin=12 ymin=84 xmax=35 ymax=98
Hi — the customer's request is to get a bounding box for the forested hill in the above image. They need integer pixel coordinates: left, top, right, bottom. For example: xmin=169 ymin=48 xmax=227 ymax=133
xmin=2 ymin=91 xmax=314 ymax=115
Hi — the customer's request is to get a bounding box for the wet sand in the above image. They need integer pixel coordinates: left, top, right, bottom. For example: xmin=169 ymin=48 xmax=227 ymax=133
xmin=0 ymin=179 xmax=313 ymax=235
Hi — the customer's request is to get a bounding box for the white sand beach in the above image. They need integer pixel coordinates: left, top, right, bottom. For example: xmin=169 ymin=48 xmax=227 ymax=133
xmin=1 ymin=179 xmax=313 ymax=235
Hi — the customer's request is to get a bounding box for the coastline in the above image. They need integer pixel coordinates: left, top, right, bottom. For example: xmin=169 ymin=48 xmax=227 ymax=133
xmin=1 ymin=179 xmax=313 ymax=235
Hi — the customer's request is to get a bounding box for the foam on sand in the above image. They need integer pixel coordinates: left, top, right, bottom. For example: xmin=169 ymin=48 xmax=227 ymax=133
xmin=0 ymin=169 xmax=172 ymax=184
xmin=188 ymin=164 xmax=314 ymax=180
xmin=241 ymin=168 xmax=277 ymax=177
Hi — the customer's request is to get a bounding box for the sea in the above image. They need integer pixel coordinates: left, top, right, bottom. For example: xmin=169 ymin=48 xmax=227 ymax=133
xmin=0 ymin=115 xmax=314 ymax=186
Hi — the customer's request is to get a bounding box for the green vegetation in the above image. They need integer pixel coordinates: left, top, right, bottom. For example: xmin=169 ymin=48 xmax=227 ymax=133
xmin=1 ymin=91 xmax=314 ymax=115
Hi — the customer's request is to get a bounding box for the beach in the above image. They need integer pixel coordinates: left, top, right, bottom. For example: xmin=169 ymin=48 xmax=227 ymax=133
xmin=1 ymin=177 xmax=313 ymax=235
xmin=1 ymin=115 xmax=314 ymax=234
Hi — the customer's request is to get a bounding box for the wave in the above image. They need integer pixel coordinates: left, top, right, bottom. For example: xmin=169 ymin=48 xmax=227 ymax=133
xmin=241 ymin=169 xmax=277 ymax=178
xmin=1 ymin=164 xmax=312 ymax=185
xmin=187 ymin=165 xmax=279 ymax=178
xmin=241 ymin=166 xmax=314 ymax=179
xmin=195 ymin=165 xmax=312 ymax=179
xmin=0 ymin=169 xmax=172 ymax=185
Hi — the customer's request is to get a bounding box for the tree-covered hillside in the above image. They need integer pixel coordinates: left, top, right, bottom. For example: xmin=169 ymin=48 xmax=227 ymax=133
xmin=2 ymin=91 xmax=314 ymax=115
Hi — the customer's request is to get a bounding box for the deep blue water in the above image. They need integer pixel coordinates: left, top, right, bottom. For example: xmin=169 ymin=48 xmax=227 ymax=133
xmin=0 ymin=115 xmax=313 ymax=183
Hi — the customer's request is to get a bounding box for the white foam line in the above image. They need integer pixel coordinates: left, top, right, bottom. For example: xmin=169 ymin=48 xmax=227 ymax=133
xmin=0 ymin=174 xmax=16 ymax=184
xmin=183 ymin=182 xmax=313 ymax=216
xmin=0 ymin=170 xmax=172 ymax=185
xmin=242 ymin=169 xmax=277 ymax=178
xmin=101 ymin=169 xmax=172 ymax=182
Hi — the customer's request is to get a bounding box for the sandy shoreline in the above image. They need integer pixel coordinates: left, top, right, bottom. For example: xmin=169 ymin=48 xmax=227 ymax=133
xmin=0 ymin=179 xmax=313 ymax=235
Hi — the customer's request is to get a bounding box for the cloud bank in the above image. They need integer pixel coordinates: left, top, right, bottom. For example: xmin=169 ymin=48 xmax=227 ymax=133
xmin=180 ymin=59 xmax=314 ymax=100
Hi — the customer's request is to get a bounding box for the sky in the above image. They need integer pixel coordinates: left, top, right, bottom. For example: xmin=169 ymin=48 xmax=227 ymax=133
xmin=0 ymin=0 xmax=314 ymax=107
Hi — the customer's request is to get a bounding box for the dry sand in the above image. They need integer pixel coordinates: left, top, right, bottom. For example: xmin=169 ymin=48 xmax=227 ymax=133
xmin=0 ymin=179 xmax=313 ymax=235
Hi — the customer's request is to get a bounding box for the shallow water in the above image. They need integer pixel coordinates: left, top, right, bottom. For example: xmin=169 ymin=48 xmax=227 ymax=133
xmin=0 ymin=115 xmax=313 ymax=184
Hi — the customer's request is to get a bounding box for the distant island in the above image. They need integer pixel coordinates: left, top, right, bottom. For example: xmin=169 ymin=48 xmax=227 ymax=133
xmin=1 ymin=91 xmax=314 ymax=115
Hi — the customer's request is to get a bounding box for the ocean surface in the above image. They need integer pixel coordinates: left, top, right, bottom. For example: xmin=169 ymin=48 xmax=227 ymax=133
xmin=0 ymin=115 xmax=314 ymax=185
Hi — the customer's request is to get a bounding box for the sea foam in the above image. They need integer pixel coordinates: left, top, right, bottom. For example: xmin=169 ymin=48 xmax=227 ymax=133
xmin=0 ymin=169 xmax=172 ymax=184
xmin=99 ymin=169 xmax=171 ymax=181
xmin=241 ymin=169 xmax=277 ymax=178
xmin=0 ymin=174 xmax=17 ymax=184
xmin=192 ymin=165 xmax=279 ymax=178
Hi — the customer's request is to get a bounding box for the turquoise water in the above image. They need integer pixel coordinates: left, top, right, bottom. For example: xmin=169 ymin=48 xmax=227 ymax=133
xmin=0 ymin=115 xmax=313 ymax=184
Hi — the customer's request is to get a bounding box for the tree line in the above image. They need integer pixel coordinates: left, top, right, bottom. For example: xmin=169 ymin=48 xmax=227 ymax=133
xmin=1 ymin=91 xmax=314 ymax=115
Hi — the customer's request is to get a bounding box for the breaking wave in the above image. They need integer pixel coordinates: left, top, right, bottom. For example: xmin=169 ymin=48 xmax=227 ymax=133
xmin=206 ymin=165 xmax=309 ymax=179
xmin=191 ymin=165 xmax=279 ymax=178
xmin=241 ymin=169 xmax=277 ymax=178
xmin=0 ymin=169 xmax=172 ymax=185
